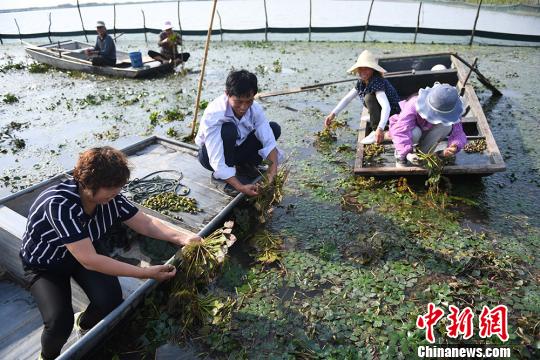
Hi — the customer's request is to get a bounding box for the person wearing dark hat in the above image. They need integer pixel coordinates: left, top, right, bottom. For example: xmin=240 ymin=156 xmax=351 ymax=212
xmin=148 ymin=21 xmax=190 ymax=65
xmin=84 ymin=21 xmax=116 ymax=66
xmin=324 ymin=50 xmax=401 ymax=144
xmin=389 ymin=83 xmax=467 ymax=167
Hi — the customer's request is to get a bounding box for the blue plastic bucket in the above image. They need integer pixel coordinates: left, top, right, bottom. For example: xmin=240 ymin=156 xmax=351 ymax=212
xmin=128 ymin=51 xmax=143 ymax=68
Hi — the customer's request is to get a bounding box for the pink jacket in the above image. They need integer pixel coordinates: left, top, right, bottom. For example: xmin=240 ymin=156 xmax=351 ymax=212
xmin=389 ymin=96 xmax=467 ymax=159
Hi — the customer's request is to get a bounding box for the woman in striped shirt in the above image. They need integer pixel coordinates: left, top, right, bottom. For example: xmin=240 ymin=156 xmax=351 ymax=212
xmin=20 ymin=146 xmax=200 ymax=360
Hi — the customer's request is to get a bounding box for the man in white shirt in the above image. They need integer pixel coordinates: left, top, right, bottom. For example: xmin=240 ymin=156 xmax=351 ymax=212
xmin=196 ymin=70 xmax=282 ymax=197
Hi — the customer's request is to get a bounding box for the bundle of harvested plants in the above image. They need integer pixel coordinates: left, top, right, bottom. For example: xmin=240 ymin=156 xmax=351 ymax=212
xmin=172 ymin=221 xmax=236 ymax=283
xmin=248 ymin=166 xmax=289 ymax=224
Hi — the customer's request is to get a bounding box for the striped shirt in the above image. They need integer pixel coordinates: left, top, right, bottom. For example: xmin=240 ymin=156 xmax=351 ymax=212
xmin=20 ymin=179 xmax=138 ymax=268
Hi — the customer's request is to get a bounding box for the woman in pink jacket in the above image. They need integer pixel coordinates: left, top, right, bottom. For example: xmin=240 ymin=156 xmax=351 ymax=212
xmin=389 ymin=83 xmax=467 ymax=167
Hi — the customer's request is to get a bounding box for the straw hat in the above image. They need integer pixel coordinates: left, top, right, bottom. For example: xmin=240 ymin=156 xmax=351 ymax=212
xmin=162 ymin=21 xmax=174 ymax=31
xmin=347 ymin=50 xmax=386 ymax=74
xmin=96 ymin=21 xmax=106 ymax=28
xmin=416 ymin=83 xmax=463 ymax=126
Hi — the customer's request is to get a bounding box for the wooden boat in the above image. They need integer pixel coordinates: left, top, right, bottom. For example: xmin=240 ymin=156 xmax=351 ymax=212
xmin=25 ymin=40 xmax=174 ymax=78
xmin=354 ymin=52 xmax=506 ymax=176
xmin=0 ymin=136 xmax=246 ymax=359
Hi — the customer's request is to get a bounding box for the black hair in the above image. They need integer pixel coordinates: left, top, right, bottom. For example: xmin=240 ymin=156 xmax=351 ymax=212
xmin=225 ymin=70 xmax=258 ymax=97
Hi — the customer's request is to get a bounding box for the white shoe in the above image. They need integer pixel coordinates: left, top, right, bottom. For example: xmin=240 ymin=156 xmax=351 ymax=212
xmin=74 ymin=311 xmax=89 ymax=338
xmin=360 ymin=131 xmax=376 ymax=145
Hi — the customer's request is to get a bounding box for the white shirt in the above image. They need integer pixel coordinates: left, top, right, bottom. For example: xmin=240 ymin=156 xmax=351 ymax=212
xmin=331 ymin=88 xmax=391 ymax=130
xmin=195 ymin=94 xmax=283 ymax=180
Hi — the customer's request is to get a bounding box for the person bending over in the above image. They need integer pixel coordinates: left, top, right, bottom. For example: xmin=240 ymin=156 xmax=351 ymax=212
xmin=196 ymin=69 xmax=284 ymax=197
xmin=21 ymin=146 xmax=200 ymax=360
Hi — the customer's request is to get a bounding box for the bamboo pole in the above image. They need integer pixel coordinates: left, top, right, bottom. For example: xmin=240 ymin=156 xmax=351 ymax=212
xmin=76 ymin=0 xmax=88 ymax=42
xmin=413 ymin=2 xmax=422 ymax=44
xmin=189 ymin=0 xmax=219 ymax=140
xmin=469 ymin=0 xmax=482 ymax=46
xmin=460 ymin=57 xmax=478 ymax=96
xmin=308 ymin=0 xmax=312 ymax=42
xmin=217 ymin=9 xmax=223 ymax=42
xmin=14 ymin=18 xmax=22 ymax=44
xmin=48 ymin=12 xmax=52 ymax=43
xmin=256 ymin=70 xmax=415 ymax=99
xmin=263 ymin=0 xmax=269 ymax=42
xmin=363 ymin=0 xmax=375 ymax=42
xmin=177 ymin=1 xmax=183 ymax=44
xmin=141 ymin=10 xmax=147 ymax=44
xmin=177 ymin=1 xmax=184 ymax=71
xmin=113 ymin=3 xmax=117 ymax=41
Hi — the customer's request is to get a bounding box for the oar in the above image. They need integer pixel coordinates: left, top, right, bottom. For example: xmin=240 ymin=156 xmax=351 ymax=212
xmin=255 ymin=70 xmax=415 ymax=100
xmin=451 ymin=53 xmax=502 ymax=96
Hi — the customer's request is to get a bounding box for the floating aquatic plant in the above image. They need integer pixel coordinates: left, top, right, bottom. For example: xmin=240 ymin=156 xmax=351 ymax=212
xmin=0 ymin=58 xmax=25 ymax=72
xmin=2 ymin=93 xmax=19 ymax=104
xmin=272 ymin=59 xmax=282 ymax=73
xmin=249 ymin=229 xmax=284 ymax=265
xmin=163 ymin=108 xmax=185 ymax=122
xmin=27 ymin=62 xmax=50 ymax=73
xmin=199 ymin=99 xmax=209 ymax=110
xmin=314 ymin=128 xmax=337 ymax=145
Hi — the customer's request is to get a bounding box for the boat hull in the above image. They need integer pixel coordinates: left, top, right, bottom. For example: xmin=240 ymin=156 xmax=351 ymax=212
xmin=354 ymin=52 xmax=506 ymax=176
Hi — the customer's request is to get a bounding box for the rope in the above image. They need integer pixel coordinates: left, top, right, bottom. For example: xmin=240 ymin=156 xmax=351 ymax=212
xmin=125 ymin=170 xmax=190 ymax=202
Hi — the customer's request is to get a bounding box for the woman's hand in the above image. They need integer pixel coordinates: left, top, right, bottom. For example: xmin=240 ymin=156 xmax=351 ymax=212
xmin=185 ymin=235 xmax=202 ymax=245
xmin=375 ymin=128 xmax=385 ymax=144
xmin=443 ymin=144 xmax=458 ymax=157
xmin=324 ymin=113 xmax=336 ymax=127
xmin=146 ymin=264 xmax=176 ymax=282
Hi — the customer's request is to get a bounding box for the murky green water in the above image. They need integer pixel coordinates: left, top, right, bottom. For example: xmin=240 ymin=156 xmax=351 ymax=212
xmin=1 ymin=40 xmax=539 ymax=358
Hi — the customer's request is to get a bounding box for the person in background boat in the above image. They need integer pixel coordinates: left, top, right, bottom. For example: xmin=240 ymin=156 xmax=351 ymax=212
xmin=84 ymin=21 xmax=116 ymax=66
xmin=389 ymin=83 xmax=467 ymax=167
xmin=324 ymin=50 xmax=400 ymax=144
xmin=196 ymin=69 xmax=284 ymax=197
xmin=148 ymin=21 xmax=190 ymax=65
xmin=20 ymin=147 xmax=200 ymax=360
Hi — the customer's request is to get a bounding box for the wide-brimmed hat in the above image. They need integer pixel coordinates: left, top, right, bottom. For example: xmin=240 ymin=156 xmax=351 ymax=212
xmin=162 ymin=21 xmax=174 ymax=31
xmin=347 ymin=50 xmax=387 ymax=74
xmin=96 ymin=21 xmax=106 ymax=28
xmin=416 ymin=83 xmax=463 ymax=126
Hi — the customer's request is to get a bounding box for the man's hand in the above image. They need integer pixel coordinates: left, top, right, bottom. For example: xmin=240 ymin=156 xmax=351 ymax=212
xmin=146 ymin=264 xmax=176 ymax=282
xmin=84 ymin=49 xmax=93 ymax=56
xmin=442 ymin=144 xmax=458 ymax=157
xmin=240 ymin=184 xmax=260 ymax=197
xmin=375 ymin=128 xmax=385 ymax=144
xmin=324 ymin=113 xmax=336 ymax=128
